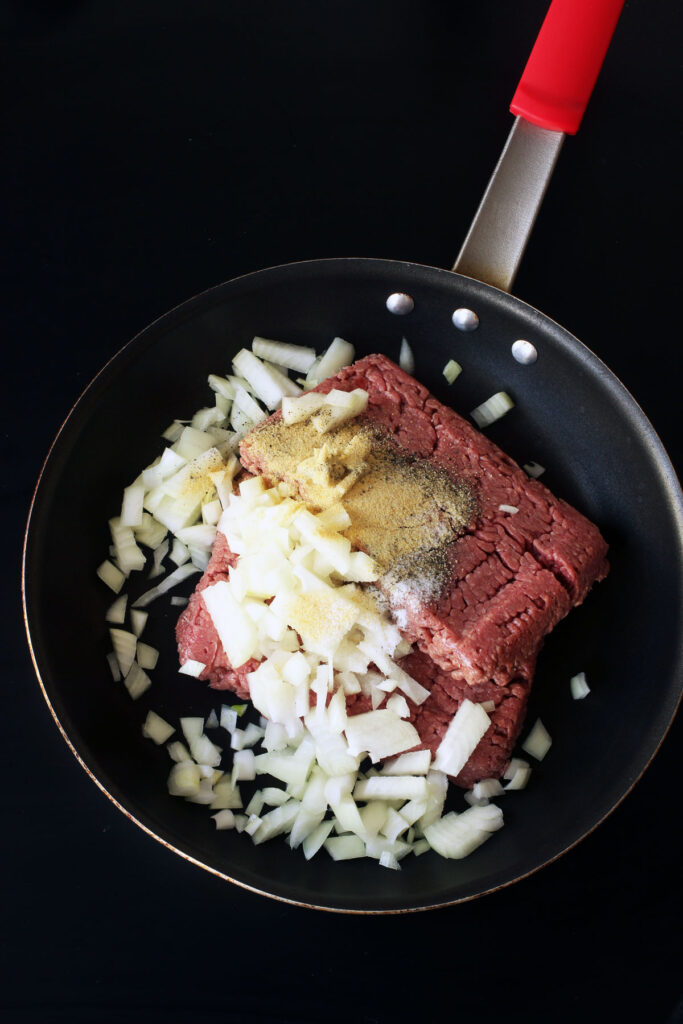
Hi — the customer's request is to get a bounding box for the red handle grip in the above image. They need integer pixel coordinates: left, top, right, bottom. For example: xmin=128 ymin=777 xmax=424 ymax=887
xmin=510 ymin=0 xmax=625 ymax=135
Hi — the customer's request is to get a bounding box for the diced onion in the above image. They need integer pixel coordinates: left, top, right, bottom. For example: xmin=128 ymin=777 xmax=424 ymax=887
xmin=471 ymin=391 xmax=514 ymax=428
xmin=309 ymin=337 xmax=354 ymax=383
xmin=120 ymin=480 xmax=145 ymax=528
xmin=123 ymin=661 xmax=152 ymax=700
xmin=97 ymin=560 xmax=125 ymax=593
xmin=252 ymin=337 xmax=317 ymax=373
xmin=212 ymin=809 xmax=236 ymax=830
xmin=105 ymin=594 xmax=128 ymax=624
xmin=498 ymin=504 xmax=519 ymax=515
xmin=379 ymin=850 xmax=401 ymax=870
xmin=503 ymin=757 xmax=530 ymax=780
xmin=424 ymin=804 xmax=503 ymax=859
xmin=570 ymin=671 xmax=591 ymax=700
xmin=178 ymin=659 xmax=205 ymax=677
xmin=522 ymin=718 xmax=552 ymax=761
xmin=432 ymin=700 xmax=490 ymax=778
xmin=106 ymin=651 xmax=121 ymax=682
xmin=136 ymin=641 xmax=159 ymax=670
xmin=142 ymin=711 xmax=175 ymax=744
xmin=167 ymin=761 xmax=201 ymax=797
xmin=131 ymin=563 xmax=201 ymax=608
xmin=523 ymin=461 xmax=546 ymax=478
xmin=109 ymin=628 xmax=138 ymax=677
xmin=324 ymin=834 xmax=365 ymax=861
xmin=399 ymin=338 xmax=415 ymax=374
xmin=232 ymin=349 xmax=293 ymax=411
xmin=443 ymin=359 xmax=462 ymax=384
xmin=344 ymin=710 xmax=420 ymax=763
xmin=504 ymin=765 xmax=532 ymax=790
xmin=129 ymin=609 xmax=148 ymax=637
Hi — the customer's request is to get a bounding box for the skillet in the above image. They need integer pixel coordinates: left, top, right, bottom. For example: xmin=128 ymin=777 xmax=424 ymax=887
xmin=22 ymin=0 xmax=683 ymax=913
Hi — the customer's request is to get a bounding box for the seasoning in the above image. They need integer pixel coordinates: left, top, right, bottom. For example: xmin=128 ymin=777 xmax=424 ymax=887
xmin=242 ymin=417 xmax=477 ymax=605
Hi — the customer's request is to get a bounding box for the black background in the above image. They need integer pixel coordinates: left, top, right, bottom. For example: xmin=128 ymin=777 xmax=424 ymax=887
xmin=3 ymin=2 xmax=682 ymax=1022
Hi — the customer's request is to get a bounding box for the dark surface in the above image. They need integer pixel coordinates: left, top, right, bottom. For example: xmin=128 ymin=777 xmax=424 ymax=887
xmin=4 ymin=0 xmax=682 ymax=1021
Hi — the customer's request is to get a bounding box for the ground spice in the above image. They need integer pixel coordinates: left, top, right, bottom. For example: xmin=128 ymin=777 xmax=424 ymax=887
xmin=242 ymin=417 xmax=477 ymax=604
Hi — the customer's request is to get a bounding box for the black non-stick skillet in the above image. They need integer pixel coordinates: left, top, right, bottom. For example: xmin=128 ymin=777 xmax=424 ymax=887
xmin=22 ymin=0 xmax=683 ymax=913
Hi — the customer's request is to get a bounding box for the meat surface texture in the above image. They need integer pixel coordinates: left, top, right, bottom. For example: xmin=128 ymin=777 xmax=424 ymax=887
xmin=177 ymin=353 xmax=609 ymax=785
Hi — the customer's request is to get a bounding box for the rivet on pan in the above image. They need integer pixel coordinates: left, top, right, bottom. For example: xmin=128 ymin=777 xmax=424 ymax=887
xmin=452 ymin=308 xmax=479 ymax=331
xmin=511 ymin=339 xmax=538 ymax=364
xmin=386 ymin=292 xmax=414 ymax=315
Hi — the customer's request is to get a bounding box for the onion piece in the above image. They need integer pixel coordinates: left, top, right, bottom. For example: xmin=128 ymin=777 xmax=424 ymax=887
xmin=133 ymin=513 xmax=168 ymax=550
xmin=522 ymin=718 xmax=552 ymax=761
xmin=172 ymin=425 xmax=218 ymax=461
xmin=570 ymin=671 xmax=591 ymax=700
xmin=120 ymin=480 xmax=145 ymax=528
xmin=210 ymin=780 xmax=243 ymax=810
xmin=161 ymin=420 xmax=186 ymax=443
xmin=443 ymin=359 xmax=462 ymax=384
xmin=432 ymin=700 xmax=490 ymax=778
xmin=472 ymin=778 xmax=505 ymax=800
xmin=105 ymin=594 xmax=128 ymax=624
xmin=123 ymin=661 xmax=152 ymax=700
xmin=503 ymin=757 xmax=530 ymax=780
xmin=97 ymin=559 xmax=125 ymax=593
xmin=324 ymin=834 xmax=365 ymax=861
xmin=169 ymin=537 xmax=190 ymax=566
xmin=353 ymin=776 xmax=428 ymax=802
xmin=281 ymin=392 xmax=327 ymax=425
xmin=379 ymin=850 xmax=401 ymax=870
xmin=109 ymin=628 xmax=138 ymax=677
xmin=232 ymin=349 xmax=292 ymax=411
xmin=136 ymin=641 xmax=159 ymax=671
xmin=148 ymin=538 xmax=169 ymax=579
xmin=504 ymin=764 xmax=532 ymax=790
xmin=207 ymin=374 xmax=236 ymax=401
xmin=302 ymin=820 xmax=334 ymax=860
xmin=380 ymin=750 xmax=431 ymax=776
xmin=424 ymin=804 xmax=504 ymax=859
xmin=142 ymin=711 xmax=175 ymax=744
xmin=523 ymin=461 xmax=546 ymax=478
xmin=251 ymin=800 xmax=301 ymax=845
xmin=166 ymin=740 xmax=192 ymax=763
xmin=232 ymin=384 xmax=267 ymax=425
xmin=129 ymin=609 xmax=148 ymax=638
xmin=212 ymin=809 xmax=236 ymax=830
xmin=310 ymin=337 xmax=355 ymax=383
xmin=106 ymin=651 xmax=121 ymax=682
xmin=142 ymin=448 xmax=187 ymax=490
xmin=178 ymin=659 xmax=205 ymax=678
xmin=471 ymin=391 xmax=514 ymax=428
xmin=252 ymin=337 xmax=317 ymax=373
xmin=498 ymin=504 xmax=519 ymax=515
xmin=131 ymin=563 xmax=200 ymax=608
xmin=344 ymin=709 xmax=420 ymax=763
xmin=399 ymin=337 xmax=415 ymax=374
xmin=310 ymin=388 xmax=368 ymax=435
xmin=167 ymin=761 xmax=201 ymax=798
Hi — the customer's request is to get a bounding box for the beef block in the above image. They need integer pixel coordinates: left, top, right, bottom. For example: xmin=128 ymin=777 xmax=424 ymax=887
xmin=240 ymin=353 xmax=609 ymax=687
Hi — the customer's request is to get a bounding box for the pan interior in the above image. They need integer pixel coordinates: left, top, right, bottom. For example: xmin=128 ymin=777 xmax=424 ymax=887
xmin=24 ymin=259 xmax=683 ymax=912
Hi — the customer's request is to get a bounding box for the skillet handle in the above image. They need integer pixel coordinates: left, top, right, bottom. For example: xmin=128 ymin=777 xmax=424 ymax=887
xmin=510 ymin=0 xmax=626 ymax=135
xmin=453 ymin=0 xmax=625 ymax=292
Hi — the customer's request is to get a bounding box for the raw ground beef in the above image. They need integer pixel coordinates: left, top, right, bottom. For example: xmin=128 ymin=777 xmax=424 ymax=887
xmin=176 ymin=353 xmax=609 ymax=785
xmin=241 ymin=354 xmax=609 ymax=688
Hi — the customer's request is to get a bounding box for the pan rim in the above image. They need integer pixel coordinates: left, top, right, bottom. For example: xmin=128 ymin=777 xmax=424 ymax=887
xmin=21 ymin=256 xmax=683 ymax=913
